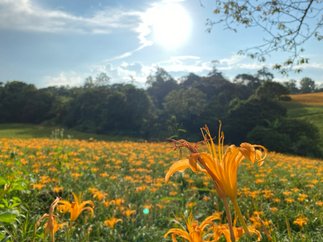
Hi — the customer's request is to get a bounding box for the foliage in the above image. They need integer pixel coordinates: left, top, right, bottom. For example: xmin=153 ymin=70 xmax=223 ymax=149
xmin=255 ymin=81 xmax=288 ymax=100
xmin=207 ymin=0 xmax=322 ymax=73
xmin=0 ymin=174 xmax=29 ymax=241
xmin=248 ymin=119 xmax=323 ymax=158
xmin=224 ymin=97 xmax=287 ymax=144
xmin=146 ymin=67 xmax=178 ymax=108
xmin=300 ymin=77 xmax=316 ymax=93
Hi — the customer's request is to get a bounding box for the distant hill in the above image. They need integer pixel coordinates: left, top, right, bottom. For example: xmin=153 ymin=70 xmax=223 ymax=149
xmin=282 ymin=92 xmax=323 ymax=145
xmin=289 ymin=92 xmax=323 ymax=106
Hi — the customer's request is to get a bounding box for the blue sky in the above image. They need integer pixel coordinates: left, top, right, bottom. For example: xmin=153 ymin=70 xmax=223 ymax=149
xmin=0 ymin=0 xmax=322 ymax=88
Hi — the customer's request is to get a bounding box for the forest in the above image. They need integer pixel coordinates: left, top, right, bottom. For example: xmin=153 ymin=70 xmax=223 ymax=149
xmin=0 ymin=67 xmax=322 ymax=158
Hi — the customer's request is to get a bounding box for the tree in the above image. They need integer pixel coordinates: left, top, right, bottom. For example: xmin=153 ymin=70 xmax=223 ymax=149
xmin=0 ymin=81 xmax=37 ymax=122
xmin=164 ymin=88 xmax=207 ymax=136
xmin=224 ymin=97 xmax=287 ymax=144
xmin=207 ymin=0 xmax=322 ymax=73
xmin=84 ymin=72 xmax=110 ymax=88
xmin=180 ymin=73 xmax=202 ymax=88
xmin=146 ymin=68 xmax=178 ymax=108
xmin=300 ymin=77 xmax=316 ymax=93
xmin=233 ymin=73 xmax=261 ymax=91
xmin=248 ymin=119 xmax=322 ymax=158
xmin=256 ymin=81 xmax=289 ymax=99
xmin=256 ymin=67 xmax=274 ymax=82
xmin=283 ymin=79 xmax=299 ymax=94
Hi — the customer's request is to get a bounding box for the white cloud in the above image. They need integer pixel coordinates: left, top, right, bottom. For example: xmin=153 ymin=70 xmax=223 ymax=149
xmin=156 ymin=56 xmax=212 ymax=74
xmin=89 ymin=62 xmax=150 ymax=87
xmin=215 ymin=54 xmax=264 ymax=71
xmin=41 ymin=71 xmax=86 ymax=87
xmin=0 ymin=0 xmax=140 ymax=34
xmin=296 ymin=62 xmax=323 ymax=70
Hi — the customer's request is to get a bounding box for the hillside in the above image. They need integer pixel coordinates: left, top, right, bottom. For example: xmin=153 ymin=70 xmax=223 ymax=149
xmin=282 ymin=92 xmax=323 ymax=145
xmin=0 ymin=123 xmax=136 ymax=141
xmin=289 ymin=92 xmax=323 ymax=105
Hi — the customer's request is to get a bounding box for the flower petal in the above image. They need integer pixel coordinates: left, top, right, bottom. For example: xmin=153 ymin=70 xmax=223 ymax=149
xmin=164 ymin=228 xmax=191 ymax=241
xmin=165 ymin=159 xmax=195 ymax=182
xmin=239 ymin=143 xmax=267 ymax=166
xmin=199 ymin=213 xmax=222 ymax=231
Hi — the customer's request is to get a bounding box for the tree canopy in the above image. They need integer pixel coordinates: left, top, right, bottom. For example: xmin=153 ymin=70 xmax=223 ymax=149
xmin=207 ymin=0 xmax=322 ymax=73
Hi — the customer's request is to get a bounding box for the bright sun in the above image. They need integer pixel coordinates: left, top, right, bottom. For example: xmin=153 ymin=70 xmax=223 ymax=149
xmin=150 ymin=3 xmax=192 ymax=50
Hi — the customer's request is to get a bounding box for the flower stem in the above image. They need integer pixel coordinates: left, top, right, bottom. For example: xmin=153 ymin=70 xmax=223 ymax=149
xmin=222 ymin=197 xmax=235 ymax=242
xmin=232 ymin=198 xmax=250 ymax=236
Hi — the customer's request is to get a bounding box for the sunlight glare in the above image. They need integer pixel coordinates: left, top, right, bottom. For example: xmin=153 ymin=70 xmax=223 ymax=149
xmin=150 ymin=3 xmax=192 ymax=50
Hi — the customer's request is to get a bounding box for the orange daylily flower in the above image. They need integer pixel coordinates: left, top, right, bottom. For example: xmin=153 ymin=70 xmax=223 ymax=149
xmin=58 ymin=193 xmax=94 ymax=222
xmin=104 ymin=217 xmax=122 ymax=228
xmin=293 ymin=216 xmax=308 ymax=227
xmin=164 ymin=213 xmax=221 ymax=242
xmin=213 ymin=224 xmax=261 ymax=242
xmin=165 ymin=124 xmax=267 ymax=236
xmin=35 ymin=197 xmax=66 ymax=242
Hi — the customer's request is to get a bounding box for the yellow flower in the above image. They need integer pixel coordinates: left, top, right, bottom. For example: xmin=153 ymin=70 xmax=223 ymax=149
xmin=123 ymin=209 xmax=136 ymax=217
xmin=166 ymin=125 xmax=267 ymax=200
xmin=58 ymin=193 xmax=94 ymax=222
xmin=165 ymin=124 xmax=267 ymax=235
xmin=315 ymin=201 xmax=323 ymax=206
xmin=35 ymin=197 xmax=66 ymax=242
xmin=164 ymin=213 xmax=221 ymax=242
xmin=213 ymin=224 xmax=261 ymax=242
xmin=104 ymin=217 xmax=122 ymax=228
xmin=52 ymin=186 xmax=63 ymax=193
xmin=293 ymin=216 xmax=308 ymax=227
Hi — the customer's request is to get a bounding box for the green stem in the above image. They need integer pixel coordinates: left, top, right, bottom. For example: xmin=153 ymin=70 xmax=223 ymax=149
xmin=222 ymin=197 xmax=235 ymax=242
xmin=232 ymin=198 xmax=250 ymax=236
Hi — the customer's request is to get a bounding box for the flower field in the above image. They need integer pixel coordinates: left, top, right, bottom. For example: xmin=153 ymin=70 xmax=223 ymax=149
xmin=0 ymin=138 xmax=322 ymax=241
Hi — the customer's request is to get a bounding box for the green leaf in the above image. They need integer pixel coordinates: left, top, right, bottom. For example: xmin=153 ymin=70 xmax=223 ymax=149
xmin=0 ymin=231 xmax=6 ymax=240
xmin=0 ymin=177 xmax=7 ymax=186
xmin=160 ymin=196 xmax=184 ymax=201
xmin=0 ymin=210 xmax=19 ymax=223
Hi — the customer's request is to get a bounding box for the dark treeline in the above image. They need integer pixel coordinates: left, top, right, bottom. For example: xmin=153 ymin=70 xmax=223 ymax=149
xmin=0 ymin=67 xmax=322 ymax=157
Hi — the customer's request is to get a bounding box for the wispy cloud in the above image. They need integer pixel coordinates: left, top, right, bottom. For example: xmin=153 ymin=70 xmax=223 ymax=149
xmin=41 ymin=71 xmax=86 ymax=87
xmin=89 ymin=61 xmax=151 ymax=86
xmin=296 ymin=62 xmax=323 ymax=70
xmin=215 ymin=55 xmax=264 ymax=71
xmin=0 ymin=0 xmax=140 ymax=34
xmin=40 ymin=53 xmax=323 ymax=87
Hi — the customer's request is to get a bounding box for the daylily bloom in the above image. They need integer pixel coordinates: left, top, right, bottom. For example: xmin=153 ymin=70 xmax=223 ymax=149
xmin=213 ymin=224 xmax=261 ymax=242
xmin=165 ymin=124 xmax=267 ymax=239
xmin=164 ymin=213 xmax=221 ymax=242
xmin=104 ymin=217 xmax=122 ymax=228
xmin=293 ymin=216 xmax=308 ymax=227
xmin=58 ymin=193 xmax=94 ymax=222
xmin=35 ymin=197 xmax=66 ymax=242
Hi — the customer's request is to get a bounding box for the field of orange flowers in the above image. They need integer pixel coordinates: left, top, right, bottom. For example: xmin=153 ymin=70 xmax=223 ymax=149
xmin=0 ymin=137 xmax=322 ymax=241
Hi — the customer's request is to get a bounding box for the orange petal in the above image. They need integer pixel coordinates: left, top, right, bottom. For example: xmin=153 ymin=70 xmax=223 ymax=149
xmin=165 ymin=159 xmax=192 ymax=182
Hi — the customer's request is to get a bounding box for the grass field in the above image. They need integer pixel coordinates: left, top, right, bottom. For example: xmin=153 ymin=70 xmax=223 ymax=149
xmin=0 ymin=137 xmax=322 ymax=241
xmin=0 ymin=123 xmax=135 ymax=141
xmin=282 ymin=92 xmax=323 ymax=145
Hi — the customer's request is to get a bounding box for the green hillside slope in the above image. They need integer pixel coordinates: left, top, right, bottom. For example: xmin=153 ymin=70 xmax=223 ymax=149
xmin=0 ymin=123 xmax=131 ymax=141
xmin=281 ymin=92 xmax=323 ymax=145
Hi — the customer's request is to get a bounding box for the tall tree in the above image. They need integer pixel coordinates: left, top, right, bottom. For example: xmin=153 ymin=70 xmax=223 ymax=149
xmin=256 ymin=81 xmax=289 ymax=99
xmin=283 ymin=79 xmax=299 ymax=94
xmin=300 ymin=77 xmax=316 ymax=93
xmin=146 ymin=68 xmax=178 ymax=108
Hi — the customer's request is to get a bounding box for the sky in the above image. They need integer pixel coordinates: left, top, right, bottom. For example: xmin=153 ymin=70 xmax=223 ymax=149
xmin=0 ymin=0 xmax=322 ymax=88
